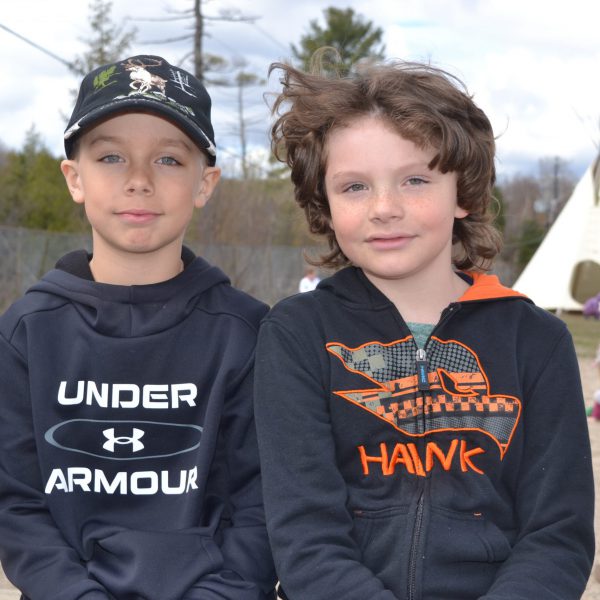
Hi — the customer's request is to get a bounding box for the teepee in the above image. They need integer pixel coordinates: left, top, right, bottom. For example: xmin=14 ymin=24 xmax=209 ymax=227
xmin=512 ymin=155 xmax=600 ymax=311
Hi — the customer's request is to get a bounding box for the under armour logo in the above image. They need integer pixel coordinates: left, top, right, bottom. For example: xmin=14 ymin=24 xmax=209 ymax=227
xmin=103 ymin=428 xmax=145 ymax=453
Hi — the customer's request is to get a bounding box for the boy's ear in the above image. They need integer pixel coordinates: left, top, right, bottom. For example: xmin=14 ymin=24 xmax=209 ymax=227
xmin=455 ymin=206 xmax=469 ymax=219
xmin=195 ymin=166 xmax=221 ymax=208
xmin=61 ymin=160 xmax=85 ymax=204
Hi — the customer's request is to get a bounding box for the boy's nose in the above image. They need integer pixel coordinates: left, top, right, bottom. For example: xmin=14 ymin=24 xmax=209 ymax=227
xmin=125 ymin=165 xmax=153 ymax=195
xmin=370 ymin=189 xmax=403 ymax=220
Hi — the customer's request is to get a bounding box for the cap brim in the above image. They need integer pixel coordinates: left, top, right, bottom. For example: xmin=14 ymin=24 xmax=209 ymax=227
xmin=64 ymin=97 xmax=216 ymax=164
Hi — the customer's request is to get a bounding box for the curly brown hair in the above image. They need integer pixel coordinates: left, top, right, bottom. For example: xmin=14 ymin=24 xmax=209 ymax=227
xmin=269 ymin=57 xmax=502 ymax=271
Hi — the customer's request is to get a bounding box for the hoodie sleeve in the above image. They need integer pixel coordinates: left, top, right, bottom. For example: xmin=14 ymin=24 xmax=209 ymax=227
xmin=254 ymin=318 xmax=400 ymax=600
xmin=0 ymin=335 xmax=110 ymax=600
xmin=183 ymin=361 xmax=277 ymax=600
xmin=481 ymin=329 xmax=594 ymax=599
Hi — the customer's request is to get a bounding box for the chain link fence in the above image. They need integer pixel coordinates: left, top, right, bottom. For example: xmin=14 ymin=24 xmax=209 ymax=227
xmin=0 ymin=225 xmax=516 ymax=314
xmin=0 ymin=226 xmax=318 ymax=311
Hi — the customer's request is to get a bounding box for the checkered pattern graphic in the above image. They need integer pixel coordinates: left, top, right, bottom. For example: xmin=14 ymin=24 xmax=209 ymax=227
xmin=328 ymin=338 xmax=481 ymax=384
xmin=329 ymin=337 xmax=521 ymax=451
xmin=427 ymin=339 xmax=480 ymax=373
xmin=328 ymin=341 xmax=416 ymax=382
xmin=371 ymin=393 xmax=519 ymax=443
xmin=387 ymin=412 xmax=517 ymax=439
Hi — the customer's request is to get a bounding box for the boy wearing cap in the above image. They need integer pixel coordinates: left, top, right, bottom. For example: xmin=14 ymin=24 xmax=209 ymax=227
xmin=0 ymin=55 xmax=276 ymax=600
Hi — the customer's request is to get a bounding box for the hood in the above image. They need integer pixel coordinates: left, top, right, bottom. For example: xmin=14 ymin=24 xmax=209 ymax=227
xmin=317 ymin=267 xmax=528 ymax=308
xmin=27 ymin=249 xmax=230 ymax=337
xmin=457 ymin=272 xmax=528 ymax=302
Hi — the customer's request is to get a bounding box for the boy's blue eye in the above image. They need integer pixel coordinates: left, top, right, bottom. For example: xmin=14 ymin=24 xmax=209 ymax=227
xmin=407 ymin=177 xmax=427 ymax=186
xmin=158 ymin=156 xmax=181 ymax=166
xmin=100 ymin=154 xmax=122 ymax=163
xmin=344 ymin=183 xmax=367 ymax=193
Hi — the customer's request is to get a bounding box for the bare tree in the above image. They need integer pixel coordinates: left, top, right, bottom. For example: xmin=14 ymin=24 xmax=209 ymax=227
xmin=537 ymin=156 xmax=575 ymax=227
xmin=141 ymin=0 xmax=257 ymax=82
xmin=227 ymin=60 xmax=265 ymax=179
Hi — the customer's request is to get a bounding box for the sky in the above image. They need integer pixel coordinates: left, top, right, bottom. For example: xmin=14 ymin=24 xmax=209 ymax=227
xmin=1 ymin=0 xmax=600 ymax=181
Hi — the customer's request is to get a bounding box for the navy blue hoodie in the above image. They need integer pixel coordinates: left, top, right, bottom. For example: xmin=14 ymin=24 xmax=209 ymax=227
xmin=0 ymin=249 xmax=276 ymax=600
xmin=254 ymin=267 xmax=594 ymax=600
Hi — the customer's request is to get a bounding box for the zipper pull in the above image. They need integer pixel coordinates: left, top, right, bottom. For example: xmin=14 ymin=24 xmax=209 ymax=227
xmin=415 ymin=348 xmax=430 ymax=391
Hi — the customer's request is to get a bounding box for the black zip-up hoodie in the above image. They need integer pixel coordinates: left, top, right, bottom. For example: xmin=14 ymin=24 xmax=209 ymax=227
xmin=0 ymin=249 xmax=276 ymax=600
xmin=254 ymin=266 xmax=594 ymax=600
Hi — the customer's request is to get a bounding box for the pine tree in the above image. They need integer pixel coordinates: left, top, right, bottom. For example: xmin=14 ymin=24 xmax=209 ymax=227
xmin=0 ymin=127 xmax=85 ymax=231
xmin=291 ymin=7 xmax=385 ymax=75
xmin=69 ymin=0 xmax=136 ymax=79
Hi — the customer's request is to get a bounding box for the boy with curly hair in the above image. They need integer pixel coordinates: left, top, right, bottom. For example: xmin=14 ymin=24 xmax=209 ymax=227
xmin=254 ymin=57 xmax=594 ymax=600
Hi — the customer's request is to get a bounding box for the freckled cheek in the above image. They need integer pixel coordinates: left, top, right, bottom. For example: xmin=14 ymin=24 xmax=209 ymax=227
xmin=330 ymin=197 xmax=364 ymax=220
xmin=412 ymin=199 xmax=456 ymax=224
xmin=329 ymin=211 xmax=362 ymax=238
xmin=333 ymin=225 xmax=364 ymax=254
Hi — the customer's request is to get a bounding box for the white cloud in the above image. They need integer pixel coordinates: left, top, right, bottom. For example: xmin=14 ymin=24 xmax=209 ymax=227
xmin=1 ymin=0 xmax=598 ymax=178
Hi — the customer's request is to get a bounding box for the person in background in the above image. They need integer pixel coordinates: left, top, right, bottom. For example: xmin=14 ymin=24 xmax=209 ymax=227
xmin=583 ymin=292 xmax=600 ymax=319
xmin=298 ymin=266 xmax=320 ymax=293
